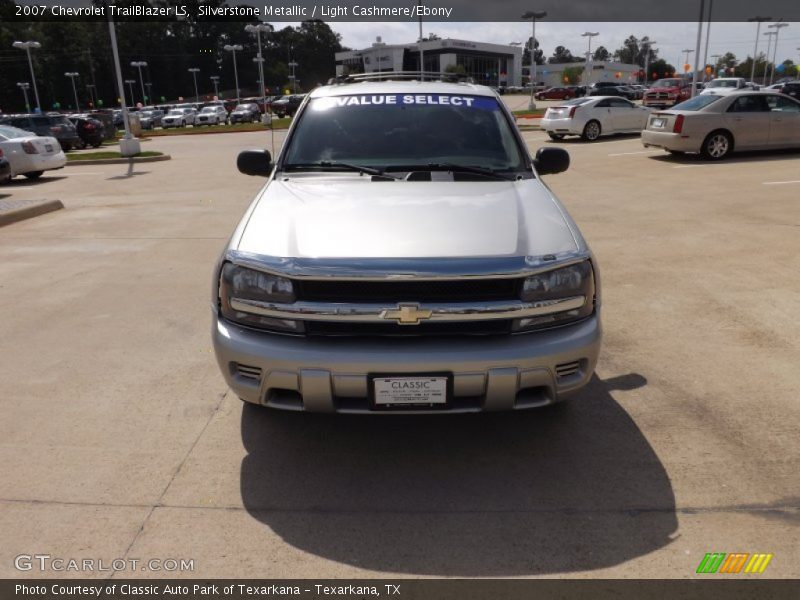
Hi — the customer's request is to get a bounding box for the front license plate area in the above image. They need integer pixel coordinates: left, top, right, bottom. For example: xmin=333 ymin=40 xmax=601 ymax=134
xmin=371 ymin=375 xmax=450 ymax=409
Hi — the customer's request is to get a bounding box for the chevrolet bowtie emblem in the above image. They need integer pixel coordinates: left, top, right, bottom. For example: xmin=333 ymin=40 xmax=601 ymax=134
xmin=381 ymin=304 xmax=433 ymax=325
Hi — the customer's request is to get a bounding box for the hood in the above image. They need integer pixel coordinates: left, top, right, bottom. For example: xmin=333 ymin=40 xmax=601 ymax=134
xmin=236 ymin=175 xmax=580 ymax=259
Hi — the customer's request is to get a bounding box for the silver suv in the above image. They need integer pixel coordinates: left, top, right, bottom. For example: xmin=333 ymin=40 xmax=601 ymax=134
xmin=212 ymin=78 xmax=602 ymax=413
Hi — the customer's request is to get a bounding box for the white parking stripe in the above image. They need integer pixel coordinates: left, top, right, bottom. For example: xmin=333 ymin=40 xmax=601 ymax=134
xmin=608 ymin=150 xmax=660 ymax=156
xmin=762 ymin=180 xmax=800 ymax=186
xmin=64 ymin=172 xmax=101 ymax=176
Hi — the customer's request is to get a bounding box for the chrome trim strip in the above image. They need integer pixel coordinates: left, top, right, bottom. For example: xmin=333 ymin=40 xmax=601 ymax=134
xmin=225 ymin=249 xmax=591 ymax=281
xmin=230 ymin=296 xmax=586 ymax=323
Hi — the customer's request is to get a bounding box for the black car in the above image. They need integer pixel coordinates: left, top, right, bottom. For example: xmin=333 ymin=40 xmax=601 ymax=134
xmin=588 ymin=85 xmax=634 ymax=100
xmin=271 ymin=94 xmax=306 ymax=118
xmin=68 ymin=116 xmax=105 ymax=148
xmin=780 ymin=81 xmax=800 ymax=100
xmin=138 ymin=109 xmax=165 ymax=130
xmin=0 ymin=114 xmax=81 ymax=151
xmin=229 ymin=103 xmax=261 ymax=124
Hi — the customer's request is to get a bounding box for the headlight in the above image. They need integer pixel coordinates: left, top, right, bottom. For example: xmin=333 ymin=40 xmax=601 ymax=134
xmin=218 ymin=263 xmax=303 ymax=333
xmin=514 ymin=260 xmax=595 ymax=332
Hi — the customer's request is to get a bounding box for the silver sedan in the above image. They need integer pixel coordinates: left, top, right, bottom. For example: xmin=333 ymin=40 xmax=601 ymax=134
xmin=641 ymin=91 xmax=800 ymax=159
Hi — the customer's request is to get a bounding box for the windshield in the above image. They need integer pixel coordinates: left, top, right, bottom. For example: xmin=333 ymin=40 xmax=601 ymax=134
xmin=167 ymin=110 xmax=183 ymax=116
xmin=672 ymin=95 xmax=722 ymax=111
xmin=234 ymin=105 xmax=252 ymax=111
xmin=200 ymin=107 xmax=216 ymax=113
xmin=0 ymin=125 xmax=35 ymax=139
xmin=652 ymin=79 xmax=682 ymax=88
xmin=283 ymin=94 xmax=526 ymax=173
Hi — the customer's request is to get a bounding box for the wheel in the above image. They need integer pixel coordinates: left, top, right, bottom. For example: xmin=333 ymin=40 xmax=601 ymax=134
xmin=581 ymin=120 xmax=601 ymax=141
xmin=24 ymin=171 xmax=44 ymax=180
xmin=701 ymin=130 xmax=733 ymax=160
xmin=548 ymin=133 xmax=566 ymax=140
xmin=92 ymin=142 xmax=102 ymax=149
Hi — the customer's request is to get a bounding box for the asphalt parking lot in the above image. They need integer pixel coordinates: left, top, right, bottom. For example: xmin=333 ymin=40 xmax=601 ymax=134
xmin=1 ymin=126 xmax=798 ymax=578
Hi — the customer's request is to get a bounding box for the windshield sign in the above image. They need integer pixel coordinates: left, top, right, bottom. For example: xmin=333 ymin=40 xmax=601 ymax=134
xmin=284 ymin=94 xmax=525 ymax=172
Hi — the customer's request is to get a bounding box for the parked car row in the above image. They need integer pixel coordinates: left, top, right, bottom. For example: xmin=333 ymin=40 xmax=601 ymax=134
xmin=539 ymin=89 xmax=800 ymax=160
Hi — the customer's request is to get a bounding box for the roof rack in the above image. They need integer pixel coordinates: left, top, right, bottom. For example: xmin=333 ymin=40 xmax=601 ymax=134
xmin=327 ymin=71 xmax=476 ymax=85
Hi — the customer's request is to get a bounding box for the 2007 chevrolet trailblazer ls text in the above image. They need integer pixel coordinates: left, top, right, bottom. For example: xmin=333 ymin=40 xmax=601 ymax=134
xmin=212 ymin=74 xmax=602 ymax=413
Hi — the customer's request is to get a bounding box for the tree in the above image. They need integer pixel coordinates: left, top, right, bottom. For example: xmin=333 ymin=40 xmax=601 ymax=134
xmin=420 ymin=33 xmax=440 ymax=41
xmin=593 ymin=46 xmax=610 ymax=62
xmin=522 ymin=36 xmax=544 ymax=66
xmin=648 ymin=58 xmax=677 ymax=80
xmin=614 ymin=35 xmax=658 ymax=67
xmin=562 ymin=66 xmax=584 ymax=84
xmin=549 ymin=46 xmax=576 ymax=64
xmin=734 ymin=54 xmax=771 ymax=80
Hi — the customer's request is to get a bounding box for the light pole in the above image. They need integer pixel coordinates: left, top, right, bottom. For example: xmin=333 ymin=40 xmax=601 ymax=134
xmin=188 ymin=67 xmax=200 ymax=102
xmin=710 ymin=54 xmax=721 ymax=76
xmin=682 ymin=48 xmax=695 ymax=68
xmin=17 ymin=82 xmax=31 ymax=112
xmin=65 ymin=72 xmax=80 ymax=111
xmin=12 ymin=41 xmax=42 ymax=112
xmin=124 ymin=79 xmax=136 ymax=105
xmin=86 ymin=84 xmax=96 ymax=106
xmin=130 ymin=61 xmax=147 ymax=106
xmin=108 ymin=12 xmax=139 ymax=157
xmin=145 ymin=82 xmax=153 ymax=104
xmin=288 ymin=60 xmax=299 ymax=94
xmin=748 ymin=16 xmax=772 ymax=84
xmin=702 ymin=0 xmax=714 ymax=81
xmin=582 ymin=31 xmax=599 ymax=88
xmin=690 ymin=0 xmax=705 ymax=98
xmin=223 ymin=44 xmax=243 ymax=103
xmin=245 ymin=23 xmax=273 ymax=120
xmin=642 ymin=40 xmax=657 ymax=84
xmin=767 ymin=22 xmax=789 ymax=85
xmin=763 ymin=31 xmax=777 ymax=84
xmin=210 ymin=76 xmax=220 ymax=98
xmin=521 ymin=11 xmax=547 ymax=110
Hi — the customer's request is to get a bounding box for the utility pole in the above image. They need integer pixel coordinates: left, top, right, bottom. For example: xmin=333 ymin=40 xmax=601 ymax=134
xmin=188 ymin=67 xmax=200 ymax=102
xmin=767 ymin=21 xmax=789 ymax=85
xmin=17 ymin=82 xmax=31 ymax=112
xmin=65 ymin=72 xmax=80 ymax=111
xmin=522 ymin=11 xmax=547 ymax=110
xmin=748 ymin=16 xmax=772 ymax=84
xmin=131 ymin=61 xmax=148 ymax=105
xmin=210 ymin=76 xmax=220 ymax=98
xmin=124 ymin=79 xmax=136 ymax=105
xmin=582 ymin=31 xmax=599 ymax=88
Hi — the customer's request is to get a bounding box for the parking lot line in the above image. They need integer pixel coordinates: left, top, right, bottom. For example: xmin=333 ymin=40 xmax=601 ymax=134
xmin=762 ymin=180 xmax=800 ymax=186
xmin=607 ymin=150 xmax=660 ymax=157
xmin=63 ymin=172 xmax=102 ymax=176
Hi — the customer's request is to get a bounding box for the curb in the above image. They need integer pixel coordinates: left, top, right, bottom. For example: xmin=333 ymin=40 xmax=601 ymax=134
xmin=66 ymin=154 xmax=171 ymax=166
xmin=0 ymin=199 xmax=64 ymax=228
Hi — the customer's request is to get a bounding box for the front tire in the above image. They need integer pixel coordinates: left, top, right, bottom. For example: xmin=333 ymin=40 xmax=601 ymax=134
xmin=548 ymin=133 xmax=566 ymax=140
xmin=701 ymin=130 xmax=733 ymax=160
xmin=581 ymin=120 xmax=601 ymax=141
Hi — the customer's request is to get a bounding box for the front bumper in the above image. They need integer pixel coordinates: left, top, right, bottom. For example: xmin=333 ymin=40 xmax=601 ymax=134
xmin=213 ymin=313 xmax=602 ymax=413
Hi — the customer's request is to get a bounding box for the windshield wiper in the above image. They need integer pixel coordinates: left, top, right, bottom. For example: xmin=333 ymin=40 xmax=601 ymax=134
xmin=284 ymin=161 xmax=400 ymax=179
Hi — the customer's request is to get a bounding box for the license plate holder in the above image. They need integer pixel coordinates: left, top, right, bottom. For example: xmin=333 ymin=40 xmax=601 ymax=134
xmin=370 ymin=374 xmax=451 ymax=410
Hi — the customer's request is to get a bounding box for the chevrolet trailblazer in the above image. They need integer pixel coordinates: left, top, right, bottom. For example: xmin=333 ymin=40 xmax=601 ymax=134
xmin=212 ymin=75 xmax=602 ymax=413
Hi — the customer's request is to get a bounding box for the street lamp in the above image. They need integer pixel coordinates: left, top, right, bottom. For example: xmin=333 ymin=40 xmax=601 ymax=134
xmin=245 ymin=23 xmax=273 ymax=121
xmin=17 ymin=82 xmax=31 ymax=112
xmin=682 ymin=48 xmax=695 ymax=68
xmin=210 ymin=76 xmax=220 ymax=98
xmin=65 ymin=72 xmax=80 ymax=111
xmin=521 ymin=11 xmax=547 ymax=110
xmin=188 ymin=67 xmax=200 ymax=102
xmin=223 ymin=44 xmax=243 ymax=103
xmin=581 ymin=31 xmax=599 ymax=87
xmin=130 ymin=61 xmax=148 ymax=106
xmin=108 ymin=13 xmax=139 ymax=156
xmin=748 ymin=16 xmax=772 ymax=84
xmin=767 ymin=22 xmax=789 ymax=85
xmin=642 ymin=40 xmax=658 ymax=84
xmin=763 ymin=31 xmax=777 ymax=84
xmin=145 ymin=82 xmax=153 ymax=104
xmin=12 ymin=41 xmax=42 ymax=112
xmin=124 ymin=79 xmax=136 ymax=106
xmin=288 ymin=60 xmax=299 ymax=94
xmin=86 ymin=84 xmax=96 ymax=106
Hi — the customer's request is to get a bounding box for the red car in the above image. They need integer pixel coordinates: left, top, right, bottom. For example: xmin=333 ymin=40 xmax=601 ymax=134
xmin=535 ymin=87 xmax=575 ymax=100
xmin=642 ymin=78 xmax=692 ymax=108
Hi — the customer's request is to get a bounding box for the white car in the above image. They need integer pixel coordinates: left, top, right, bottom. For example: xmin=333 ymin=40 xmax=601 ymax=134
xmin=700 ymin=78 xmax=750 ymax=96
xmin=195 ymin=105 xmax=228 ymax=126
xmin=540 ymin=96 xmax=652 ymax=141
xmin=0 ymin=124 xmax=66 ymax=180
xmin=161 ymin=108 xmax=196 ymax=128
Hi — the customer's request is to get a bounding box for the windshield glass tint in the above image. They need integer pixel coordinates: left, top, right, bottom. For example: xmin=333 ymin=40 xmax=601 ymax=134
xmin=708 ymin=80 xmax=738 ymax=88
xmin=284 ymin=94 xmax=525 ymax=171
xmin=672 ymin=95 xmax=722 ymax=111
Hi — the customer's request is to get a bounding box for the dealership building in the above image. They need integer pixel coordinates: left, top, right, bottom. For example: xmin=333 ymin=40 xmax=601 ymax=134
xmin=335 ymin=37 xmax=523 ymax=87
xmin=524 ymin=61 xmax=642 ymax=87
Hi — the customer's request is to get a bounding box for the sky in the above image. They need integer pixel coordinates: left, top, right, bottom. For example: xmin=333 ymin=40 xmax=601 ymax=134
xmin=297 ymin=21 xmax=800 ymax=68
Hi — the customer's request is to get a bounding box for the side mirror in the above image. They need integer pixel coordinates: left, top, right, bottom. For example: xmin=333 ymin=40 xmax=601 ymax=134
xmin=237 ymin=149 xmax=273 ymax=177
xmin=533 ymin=147 xmax=570 ymax=175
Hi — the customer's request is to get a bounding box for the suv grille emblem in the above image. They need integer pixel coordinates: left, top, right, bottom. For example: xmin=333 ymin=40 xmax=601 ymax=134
xmin=380 ymin=304 xmax=433 ymax=325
